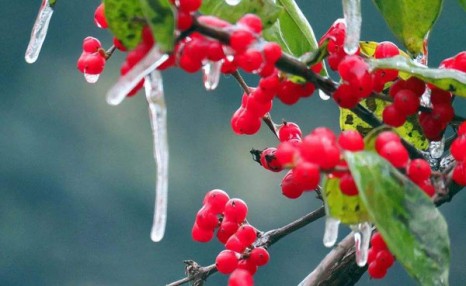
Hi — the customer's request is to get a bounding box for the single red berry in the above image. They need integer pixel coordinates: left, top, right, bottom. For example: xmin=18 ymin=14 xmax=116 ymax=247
xmin=375 ymin=131 xmax=401 ymax=153
xmin=432 ymin=103 xmax=455 ymax=123
xmin=376 ymin=249 xmax=395 ymax=269
xmin=393 ymin=89 xmax=421 ymax=116
xmin=431 ymin=88 xmax=452 ymax=105
xmin=230 ymin=30 xmax=255 ymax=54
xmin=281 ymin=170 xmax=305 ymax=199
xmin=407 ymin=159 xmax=431 ymax=183
xmin=379 ymin=141 xmax=409 ymax=168
xmin=207 ymin=41 xmax=225 ymax=62
xmin=339 ymin=173 xmax=359 ymax=196
xmin=236 ymin=224 xmax=257 ymax=246
xmin=275 ymin=141 xmax=298 ymax=167
xmin=263 ymin=42 xmax=282 ymax=64
xmin=236 ymin=49 xmax=263 ymax=73
xmin=405 ymin=77 xmax=426 ymax=97
xmin=192 ymin=223 xmax=214 ymax=242
xmin=458 ymin=121 xmax=466 ymax=136
xmin=371 ymin=232 xmax=388 ymax=251
xmin=279 ymin=122 xmax=302 ymax=142
xmin=83 ymin=53 xmax=106 ymax=75
xmin=217 ymin=220 xmax=239 ymax=244
xmin=277 ymin=80 xmax=301 ymax=105
xmin=249 ymin=247 xmax=270 ymax=266
xmin=383 ymin=104 xmax=406 ymax=127
xmin=94 ymin=3 xmax=108 ymax=29
xmin=216 ymin=250 xmax=239 ymax=274
xmin=229 ymin=269 xmax=254 ymax=286
xmin=224 ymin=199 xmax=248 ymax=223
xmin=177 ymin=10 xmax=193 ymax=31
xmin=246 ymin=92 xmax=273 ymax=117
xmin=374 ymin=41 xmax=399 ymax=59
xmin=178 ymin=0 xmax=202 ymax=12
xmin=260 ymin=147 xmax=283 ymax=172
xmin=238 ymin=14 xmax=263 ymax=34
xmin=203 ymin=189 xmax=230 ymax=213
xmin=367 ymin=247 xmax=378 ymax=264
xmin=236 ymin=259 xmax=258 ymax=275
xmin=82 ymin=36 xmax=101 ymax=53
xmin=195 ymin=207 xmax=219 ymax=230
xmin=333 ymin=83 xmax=361 ymax=109
xmin=418 ymin=180 xmax=436 ymax=197
xmin=293 ymin=161 xmax=321 ymax=191
xmin=338 ymin=130 xmax=364 ymax=151
xmin=452 ymin=161 xmax=466 ymax=186
xmin=368 ymin=261 xmax=388 ymax=279
xmin=230 ymin=108 xmax=261 ymax=135
xmin=226 ymin=235 xmax=247 ymax=253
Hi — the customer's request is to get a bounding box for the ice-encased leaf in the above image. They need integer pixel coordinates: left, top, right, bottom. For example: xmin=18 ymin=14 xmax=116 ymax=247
xmin=104 ymin=0 xmax=145 ymax=50
xmin=322 ymin=176 xmax=370 ymax=225
xmin=25 ymin=0 xmax=55 ymax=64
xmin=263 ymin=0 xmax=318 ymax=58
xmin=144 ymin=70 xmax=169 ymax=242
xmin=370 ymin=55 xmax=466 ymax=97
xmin=342 ymin=0 xmax=361 ymax=55
xmin=138 ymin=0 xmax=175 ymax=52
xmin=345 ymin=151 xmax=450 ymax=286
xmin=372 ymin=0 xmax=443 ymax=55
xmin=200 ymin=0 xmax=282 ymax=28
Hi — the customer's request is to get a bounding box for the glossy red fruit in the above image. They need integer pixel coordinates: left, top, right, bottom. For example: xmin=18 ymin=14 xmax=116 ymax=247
xmin=281 ymin=170 xmax=305 ymax=199
xmin=230 ymin=30 xmax=255 ymax=53
xmin=293 ymin=161 xmax=320 ymax=191
xmin=376 ymin=249 xmax=395 ymax=269
xmin=339 ymin=173 xmax=359 ymax=196
xmin=382 ymin=104 xmax=406 ymax=127
xmin=407 ymin=159 xmax=431 ymax=183
xmin=260 ymin=147 xmax=283 ymax=172
xmin=192 ymin=223 xmax=214 ymax=242
xmin=338 ymin=130 xmax=364 ymax=151
xmin=379 ymin=141 xmax=409 ymax=168
xmin=82 ymin=36 xmax=101 ymax=53
xmin=393 ymin=89 xmax=420 ymax=116
xmin=203 ymin=189 xmax=230 ymax=213
xmin=278 ymin=122 xmax=302 ymax=142
xmin=368 ymin=261 xmax=388 ymax=279
xmin=228 ymin=269 xmax=254 ymax=286
xmin=250 ymin=247 xmax=270 ymax=266
xmin=371 ymin=232 xmax=388 ymax=251
xmin=94 ymin=3 xmax=108 ymax=29
xmin=452 ymin=161 xmax=466 ymax=186
xmin=236 ymin=224 xmax=257 ymax=246
xmin=224 ymin=199 xmax=248 ymax=223
xmin=216 ymin=250 xmax=239 ymax=274
xmin=195 ymin=207 xmax=219 ymax=230
xmin=238 ymin=14 xmax=263 ymax=34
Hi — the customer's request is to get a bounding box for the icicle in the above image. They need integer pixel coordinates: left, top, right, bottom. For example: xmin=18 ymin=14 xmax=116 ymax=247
xmin=84 ymin=73 xmax=100 ymax=84
xmin=225 ymin=0 xmax=241 ymax=6
xmin=106 ymin=46 xmax=169 ymax=106
xmin=429 ymin=138 xmax=445 ymax=159
xmin=25 ymin=0 xmax=55 ymax=63
xmin=318 ymin=89 xmax=331 ymax=100
xmin=202 ymin=61 xmax=222 ymax=91
xmin=342 ymin=0 xmax=361 ymax=55
xmin=351 ymin=222 xmax=372 ymax=266
xmin=323 ymin=217 xmax=340 ymax=247
xmin=145 ymin=70 xmax=169 ymax=242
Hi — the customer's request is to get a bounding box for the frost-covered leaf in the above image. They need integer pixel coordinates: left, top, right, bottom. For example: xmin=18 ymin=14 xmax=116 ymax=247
xmin=200 ymin=0 xmax=282 ymax=28
xmin=340 ymin=98 xmax=429 ymax=151
xmin=104 ymin=0 xmax=145 ymax=50
xmin=372 ymin=0 xmax=443 ymax=55
xmin=138 ymin=0 xmax=175 ymax=52
xmin=263 ymin=0 xmax=319 ymax=58
xmin=370 ymin=55 xmax=466 ymax=97
xmin=345 ymin=151 xmax=450 ymax=286
xmin=322 ymin=176 xmax=369 ymax=225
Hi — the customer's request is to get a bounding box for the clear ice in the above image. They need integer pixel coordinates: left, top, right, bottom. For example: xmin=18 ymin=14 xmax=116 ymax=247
xmin=351 ymin=222 xmax=372 ymax=266
xmin=323 ymin=217 xmax=340 ymax=247
xmin=202 ymin=61 xmax=222 ymax=91
xmin=342 ymin=0 xmax=361 ymax=55
xmin=225 ymin=0 xmax=241 ymax=6
xmin=84 ymin=73 xmax=100 ymax=84
xmin=318 ymin=89 xmax=331 ymax=100
xmin=144 ymin=70 xmax=169 ymax=242
xmin=25 ymin=0 xmax=54 ymax=64
xmin=106 ymin=46 xmax=169 ymax=106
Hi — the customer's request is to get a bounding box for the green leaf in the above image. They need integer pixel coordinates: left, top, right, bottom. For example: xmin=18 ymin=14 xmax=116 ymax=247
xmin=372 ymin=0 xmax=443 ymax=55
xmin=199 ymin=0 xmax=282 ymax=28
xmin=339 ymin=98 xmax=429 ymax=151
xmin=138 ymin=0 xmax=175 ymax=52
xmin=104 ymin=0 xmax=146 ymax=50
xmin=322 ymin=176 xmax=370 ymax=225
xmin=345 ymin=151 xmax=450 ymax=286
xmin=460 ymin=0 xmax=466 ymax=10
xmin=48 ymin=0 xmax=57 ymax=7
xmin=263 ymin=0 xmax=319 ymax=57
xmin=370 ymin=55 xmax=466 ymax=97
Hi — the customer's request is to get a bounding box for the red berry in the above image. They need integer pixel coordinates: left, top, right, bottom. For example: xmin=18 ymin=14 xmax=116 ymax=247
xmin=195 ymin=207 xmax=219 ymax=230
xmin=393 ymin=89 xmax=420 ymax=116
xmin=224 ymin=199 xmax=248 ymax=223
xmin=236 ymin=49 xmax=264 ymax=73
xmin=379 ymin=141 xmax=409 ymax=168
xmin=216 ymin=250 xmax=239 ymax=274
xmin=293 ymin=161 xmax=321 ymax=191
xmin=367 ymin=247 xmax=378 ymax=264
xmin=228 ymin=269 xmax=254 ymax=286
xmin=452 ymin=161 xmax=466 ymax=186
xmin=368 ymin=261 xmax=388 ymax=279
xmin=192 ymin=223 xmax=214 ymax=242
xmin=82 ymin=36 xmax=101 ymax=53
xmin=236 ymin=259 xmax=258 ymax=275
xmin=230 ymin=30 xmax=255 ymax=53
xmin=371 ymin=232 xmax=388 ymax=251
xmin=333 ymin=83 xmax=360 ymax=108
xmin=275 ymin=141 xmax=298 ymax=167
xmin=203 ymin=189 xmax=230 ymax=213
xmin=226 ymin=235 xmax=247 ymax=253
xmin=374 ymin=41 xmax=399 ymax=59
xmin=375 ymin=131 xmax=400 ymax=153
xmin=113 ymin=37 xmax=127 ymax=51
xmin=238 ymin=14 xmax=263 ymax=34
xmin=376 ymin=249 xmax=395 ymax=269
xmin=407 ymin=159 xmax=431 ymax=183
xmin=382 ymin=104 xmax=406 ymax=127
xmin=278 ymin=122 xmax=302 ymax=142
xmin=281 ymin=170 xmax=305 ymax=199
xmin=230 ymin=108 xmax=261 ymax=135
xmin=338 ymin=130 xmax=364 ymax=151
xmin=83 ymin=53 xmax=106 ymax=74
xmin=339 ymin=173 xmax=359 ymax=196
xmin=458 ymin=121 xmax=466 ymax=136
xmin=217 ymin=220 xmax=239 ymax=244
xmin=178 ymin=0 xmax=202 ymax=12
xmin=250 ymin=247 xmax=270 ymax=266
xmin=260 ymin=147 xmax=283 ymax=172
xmin=263 ymin=42 xmax=282 ymax=64
xmin=177 ymin=11 xmax=193 ymax=31
xmin=418 ymin=180 xmax=436 ymax=197
xmin=236 ymin=224 xmax=257 ymax=246
xmin=94 ymin=3 xmax=108 ymax=29
xmin=431 ymin=88 xmax=452 ymax=105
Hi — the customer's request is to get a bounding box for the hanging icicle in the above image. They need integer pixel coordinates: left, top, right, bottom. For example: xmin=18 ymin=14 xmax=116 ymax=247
xmin=342 ymin=0 xmax=361 ymax=55
xmin=351 ymin=222 xmax=372 ymax=266
xmin=144 ymin=70 xmax=169 ymax=242
xmin=25 ymin=0 xmax=55 ymax=64
xmin=202 ymin=61 xmax=222 ymax=91
xmin=323 ymin=216 xmax=340 ymax=247
xmin=106 ymin=46 xmax=169 ymax=106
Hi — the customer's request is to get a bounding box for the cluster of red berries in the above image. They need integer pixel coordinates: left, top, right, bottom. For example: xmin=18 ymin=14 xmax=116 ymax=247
xmin=191 ymin=189 xmax=269 ymax=286
xmin=77 ymin=37 xmax=107 ymax=76
xmin=451 ymin=121 xmax=466 ymax=185
xmin=367 ymin=232 xmax=395 ymax=279
xmin=375 ymin=131 xmax=435 ymax=197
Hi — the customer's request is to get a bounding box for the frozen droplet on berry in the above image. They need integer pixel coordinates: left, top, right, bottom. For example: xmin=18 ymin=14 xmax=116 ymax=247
xmin=84 ymin=72 xmax=100 ymax=83
xmin=225 ymin=0 xmax=242 ymax=6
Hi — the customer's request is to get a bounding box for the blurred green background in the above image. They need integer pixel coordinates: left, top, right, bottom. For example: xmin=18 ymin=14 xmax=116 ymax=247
xmin=1 ymin=1 xmax=465 ymax=285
